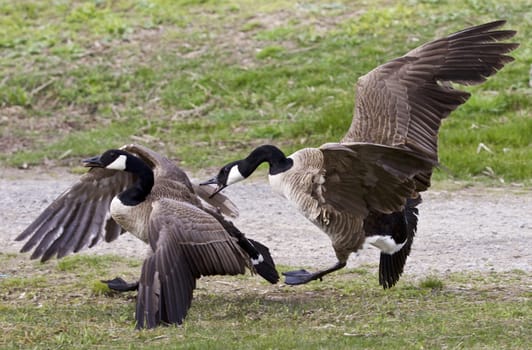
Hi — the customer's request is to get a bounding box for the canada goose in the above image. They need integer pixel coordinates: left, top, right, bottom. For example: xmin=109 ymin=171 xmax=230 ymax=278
xmin=201 ymin=21 xmax=518 ymax=288
xmin=15 ymin=144 xmax=279 ymax=328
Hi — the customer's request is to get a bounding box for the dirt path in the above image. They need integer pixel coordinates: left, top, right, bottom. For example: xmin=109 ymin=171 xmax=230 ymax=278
xmin=1 ymin=168 xmax=530 ymax=278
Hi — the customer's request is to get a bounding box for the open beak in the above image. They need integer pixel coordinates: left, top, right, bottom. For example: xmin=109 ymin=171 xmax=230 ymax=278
xmin=199 ymin=176 xmax=226 ymax=198
xmin=82 ymin=155 xmax=103 ymax=168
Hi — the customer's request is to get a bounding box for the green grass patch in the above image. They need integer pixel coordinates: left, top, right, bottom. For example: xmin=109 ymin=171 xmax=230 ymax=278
xmin=0 ymin=0 xmax=530 ymax=185
xmin=419 ymin=275 xmax=444 ymax=290
xmin=57 ymin=254 xmax=118 ymax=272
xmin=0 ymin=254 xmax=530 ymax=349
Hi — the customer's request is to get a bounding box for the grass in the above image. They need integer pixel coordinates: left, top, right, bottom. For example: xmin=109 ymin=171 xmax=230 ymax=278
xmin=0 ymin=0 xmax=530 ymax=184
xmin=0 ymin=253 xmax=530 ymax=349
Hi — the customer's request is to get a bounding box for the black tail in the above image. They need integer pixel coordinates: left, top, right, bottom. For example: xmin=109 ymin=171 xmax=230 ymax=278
xmin=378 ymin=196 xmax=421 ymax=289
xmin=246 ymin=238 xmax=279 ymax=284
xmin=231 ymin=235 xmax=279 ymax=284
xmin=205 ymin=208 xmax=279 ymax=284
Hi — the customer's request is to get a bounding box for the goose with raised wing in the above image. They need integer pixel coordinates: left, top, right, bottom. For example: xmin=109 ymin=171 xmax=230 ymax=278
xmin=16 ymin=144 xmax=279 ymax=328
xmin=201 ymin=20 xmax=518 ymax=288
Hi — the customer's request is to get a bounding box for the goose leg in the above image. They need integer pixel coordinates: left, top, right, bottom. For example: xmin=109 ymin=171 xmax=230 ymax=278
xmin=282 ymin=261 xmax=346 ymax=285
xmin=102 ymin=277 xmax=139 ymax=292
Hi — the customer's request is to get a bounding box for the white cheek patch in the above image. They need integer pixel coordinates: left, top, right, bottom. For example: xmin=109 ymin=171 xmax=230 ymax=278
xmin=106 ymin=154 xmax=127 ymax=170
xmin=365 ymin=235 xmax=406 ymax=255
xmin=227 ymin=166 xmax=245 ymax=185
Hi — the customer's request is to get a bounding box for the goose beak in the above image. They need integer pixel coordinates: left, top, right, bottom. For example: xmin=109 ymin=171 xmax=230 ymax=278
xmin=82 ymin=155 xmax=103 ymax=168
xmin=199 ymin=177 xmax=226 ymax=198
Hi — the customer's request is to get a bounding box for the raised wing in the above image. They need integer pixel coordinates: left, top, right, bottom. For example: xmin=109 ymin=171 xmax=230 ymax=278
xmin=135 ymin=199 xmax=248 ymax=329
xmin=15 ymin=168 xmax=135 ymax=262
xmin=342 ymin=20 xmax=518 ymax=163
xmin=318 ymin=143 xmax=435 ymax=216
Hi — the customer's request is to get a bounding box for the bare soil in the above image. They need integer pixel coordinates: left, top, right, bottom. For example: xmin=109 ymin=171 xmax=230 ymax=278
xmin=1 ymin=167 xmax=530 ymax=279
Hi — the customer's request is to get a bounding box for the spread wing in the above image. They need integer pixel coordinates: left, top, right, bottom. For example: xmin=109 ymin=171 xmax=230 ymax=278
xmin=15 ymin=168 xmax=135 ymax=262
xmin=317 ymin=143 xmax=435 ymax=216
xmin=342 ymin=20 xmax=518 ymax=187
xmin=135 ymin=199 xmax=248 ymax=329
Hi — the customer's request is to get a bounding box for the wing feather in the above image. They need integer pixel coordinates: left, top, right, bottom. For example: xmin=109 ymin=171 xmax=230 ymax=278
xmin=342 ymin=20 xmax=518 ymax=172
xmin=319 ymin=143 xmax=435 ymax=216
xmin=15 ymin=168 xmax=135 ymax=261
xmin=193 ymin=183 xmax=240 ymax=218
xmin=135 ymin=199 xmax=248 ymax=328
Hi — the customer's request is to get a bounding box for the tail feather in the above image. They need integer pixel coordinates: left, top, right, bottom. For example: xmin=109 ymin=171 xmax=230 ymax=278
xmin=378 ymin=196 xmax=421 ymax=289
xmin=204 ymin=207 xmax=279 ymax=284
xmin=247 ymin=238 xmax=279 ymax=284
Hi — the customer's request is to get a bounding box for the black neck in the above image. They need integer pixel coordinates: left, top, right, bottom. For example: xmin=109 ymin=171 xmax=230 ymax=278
xmin=241 ymin=145 xmax=293 ymax=176
xmin=118 ymin=156 xmax=154 ymax=206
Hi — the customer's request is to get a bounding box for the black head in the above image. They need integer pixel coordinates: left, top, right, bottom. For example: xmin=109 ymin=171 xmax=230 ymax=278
xmin=200 ymin=145 xmax=292 ymax=196
xmin=200 ymin=160 xmax=245 ymax=196
xmin=83 ymin=149 xmax=132 ymax=170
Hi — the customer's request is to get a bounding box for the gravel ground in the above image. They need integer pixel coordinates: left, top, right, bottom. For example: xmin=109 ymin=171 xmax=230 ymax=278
xmin=1 ymin=168 xmax=530 ymax=279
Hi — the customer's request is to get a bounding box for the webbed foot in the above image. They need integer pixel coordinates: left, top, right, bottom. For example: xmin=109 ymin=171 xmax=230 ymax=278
xmin=102 ymin=277 xmax=139 ymax=292
xmin=282 ymin=269 xmax=322 ymax=285
xmin=282 ymin=261 xmax=347 ymax=285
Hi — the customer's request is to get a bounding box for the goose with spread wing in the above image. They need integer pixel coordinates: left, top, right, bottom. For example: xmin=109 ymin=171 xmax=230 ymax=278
xmin=201 ymin=20 xmax=518 ymax=288
xmin=16 ymin=144 xmax=279 ymax=328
